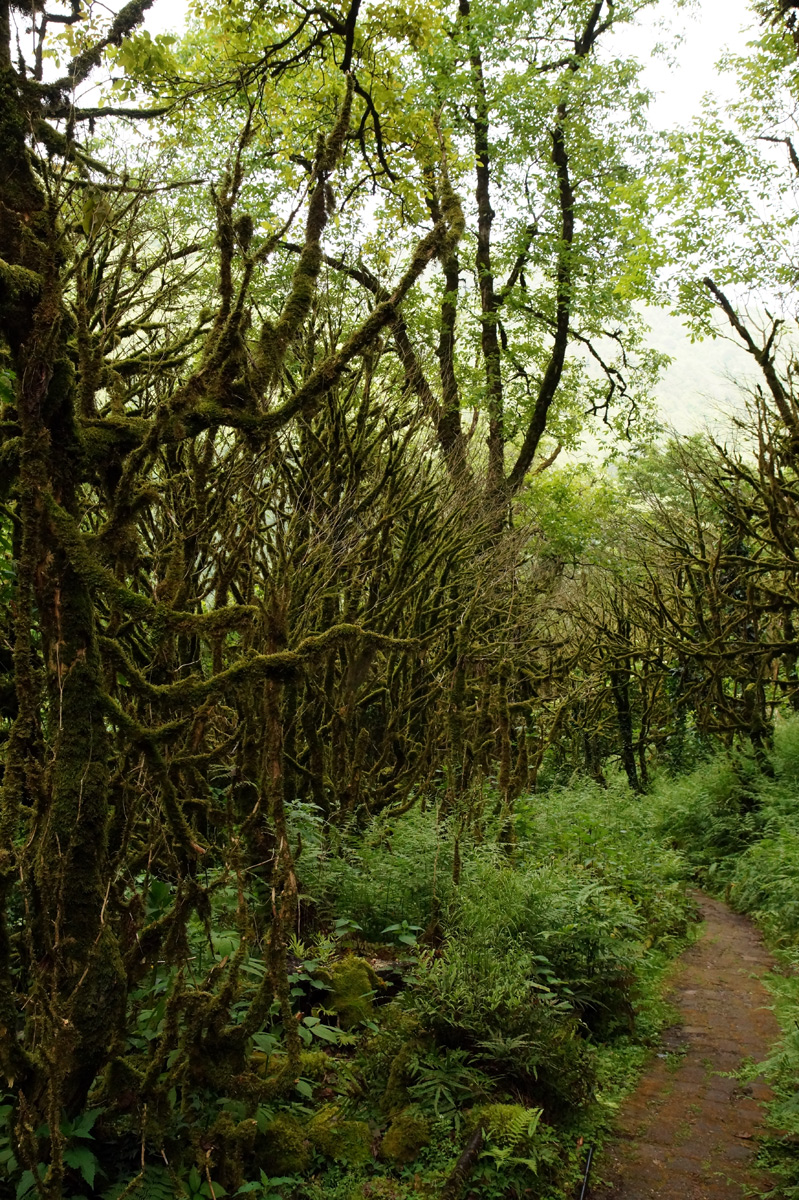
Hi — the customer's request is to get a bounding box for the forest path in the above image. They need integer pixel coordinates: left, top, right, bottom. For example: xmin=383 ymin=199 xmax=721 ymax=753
xmin=589 ymin=892 xmax=780 ymax=1199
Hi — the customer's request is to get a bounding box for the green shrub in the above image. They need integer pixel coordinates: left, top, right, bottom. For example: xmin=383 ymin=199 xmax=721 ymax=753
xmin=305 ymin=809 xmax=455 ymax=940
xmin=467 ymin=1103 xmax=560 ymax=1198
xmin=239 ymin=773 xmax=695 ymax=1199
xmin=516 ymin=779 xmax=690 ymax=946
xmin=652 ymin=753 xmax=764 ymax=879
xmin=651 ymin=717 xmax=799 ymax=927
xmin=773 ymin=714 xmax=799 ymax=787
xmin=408 ymin=855 xmax=642 ymax=1109
xmin=731 ymin=830 xmax=799 ymax=943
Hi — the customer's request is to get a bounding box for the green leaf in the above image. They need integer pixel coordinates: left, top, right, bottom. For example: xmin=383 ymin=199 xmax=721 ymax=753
xmin=200 ymin=1181 xmax=227 ymax=1198
xmin=16 ymin=1167 xmax=44 ymax=1200
xmin=70 ymin=1108 xmax=102 ymax=1139
xmin=0 ymin=1147 xmax=19 ymax=1172
xmin=64 ymin=1145 xmax=99 ymax=1188
xmin=309 ymin=1022 xmax=340 ymax=1043
xmin=255 ymin=1106 xmax=275 ymax=1135
xmin=0 ymin=369 xmax=14 ymax=405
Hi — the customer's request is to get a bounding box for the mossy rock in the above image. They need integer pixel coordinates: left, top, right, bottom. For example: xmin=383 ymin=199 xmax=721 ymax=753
xmin=307 ymin=1104 xmax=373 ymax=1166
xmin=320 ymin=954 xmax=384 ymax=1029
xmin=259 ymin=1113 xmax=311 ymax=1174
xmin=380 ymin=1039 xmax=421 ymax=1115
xmin=469 ymin=1102 xmax=542 ymax=1148
xmin=380 ymin=1108 xmax=430 ymax=1165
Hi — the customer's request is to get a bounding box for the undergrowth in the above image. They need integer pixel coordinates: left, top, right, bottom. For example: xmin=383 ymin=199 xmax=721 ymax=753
xmin=0 ymin=780 xmax=692 ymax=1200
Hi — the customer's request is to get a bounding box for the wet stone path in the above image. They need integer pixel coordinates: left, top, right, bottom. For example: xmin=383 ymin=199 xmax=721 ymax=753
xmin=590 ymin=893 xmax=781 ymax=1200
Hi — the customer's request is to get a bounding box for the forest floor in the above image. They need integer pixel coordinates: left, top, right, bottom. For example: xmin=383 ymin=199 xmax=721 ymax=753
xmin=589 ymin=893 xmax=781 ymax=1199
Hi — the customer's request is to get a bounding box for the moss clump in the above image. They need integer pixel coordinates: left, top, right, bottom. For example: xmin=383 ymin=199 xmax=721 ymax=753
xmin=380 ymin=1039 xmax=421 ymax=1115
xmin=259 ymin=1113 xmax=311 ymax=1174
xmin=200 ymin=1112 xmax=257 ymax=1192
xmin=320 ymin=954 xmax=384 ymax=1029
xmin=307 ymin=1105 xmax=373 ymax=1165
xmin=298 ymin=1049 xmax=333 ymax=1080
xmin=380 ymin=1108 xmax=430 ymax=1164
xmin=260 ymin=1048 xmax=332 ymax=1094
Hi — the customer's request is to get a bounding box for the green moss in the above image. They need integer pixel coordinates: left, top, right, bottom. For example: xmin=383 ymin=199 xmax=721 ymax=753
xmin=259 ymin=1113 xmax=311 ymax=1174
xmin=202 ymin=1112 xmax=257 ymax=1191
xmin=0 ymin=261 xmax=42 ymax=301
xmin=380 ymin=1040 xmax=420 ymax=1115
xmin=320 ymin=954 xmax=384 ymax=1030
xmin=298 ymin=1049 xmax=333 ymax=1080
xmin=307 ymin=1105 xmax=373 ymax=1165
xmin=261 ymin=1048 xmax=331 ymax=1089
xmin=380 ymin=1108 xmax=430 ymax=1164
xmin=256 ymin=1049 xmax=329 ymax=1103
xmin=69 ymin=926 xmax=127 ymax=1096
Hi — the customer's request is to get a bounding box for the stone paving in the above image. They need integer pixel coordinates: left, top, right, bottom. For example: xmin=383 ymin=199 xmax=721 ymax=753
xmin=589 ymin=893 xmax=781 ymax=1199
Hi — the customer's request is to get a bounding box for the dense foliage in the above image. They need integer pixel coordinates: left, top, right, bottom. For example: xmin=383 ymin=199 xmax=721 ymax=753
xmin=3 ymin=0 xmax=799 ymax=1196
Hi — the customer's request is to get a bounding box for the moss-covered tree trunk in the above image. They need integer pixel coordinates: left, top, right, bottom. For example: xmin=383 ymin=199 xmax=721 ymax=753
xmin=0 ymin=0 xmax=129 ymax=1129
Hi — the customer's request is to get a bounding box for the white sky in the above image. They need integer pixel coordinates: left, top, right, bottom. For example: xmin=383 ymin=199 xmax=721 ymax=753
xmin=608 ymin=0 xmax=764 ymax=432
xmin=142 ymin=0 xmax=187 ymax=38
xmin=608 ymin=0 xmax=758 ymax=128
